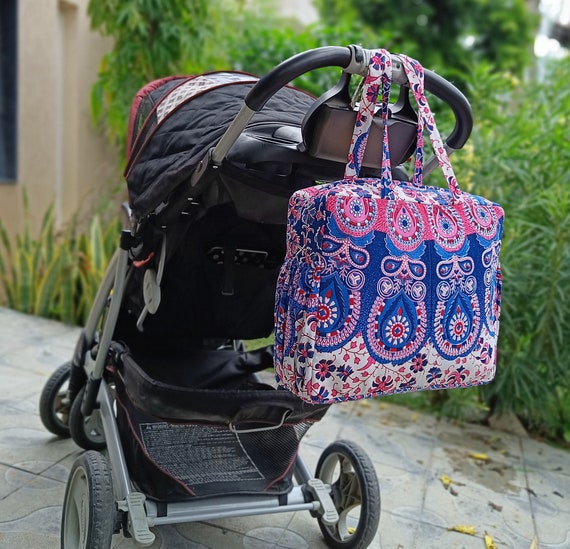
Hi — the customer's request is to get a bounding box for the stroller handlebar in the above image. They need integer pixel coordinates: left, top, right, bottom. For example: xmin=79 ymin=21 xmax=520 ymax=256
xmin=206 ymin=45 xmax=472 ymax=170
xmin=245 ymin=45 xmax=472 ymax=151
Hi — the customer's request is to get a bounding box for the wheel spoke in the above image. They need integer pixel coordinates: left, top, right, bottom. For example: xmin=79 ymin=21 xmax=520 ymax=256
xmin=338 ymin=470 xmax=361 ymax=510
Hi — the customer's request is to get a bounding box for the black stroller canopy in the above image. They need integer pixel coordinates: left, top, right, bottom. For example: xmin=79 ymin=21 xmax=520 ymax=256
xmin=124 ymin=72 xmax=315 ymax=221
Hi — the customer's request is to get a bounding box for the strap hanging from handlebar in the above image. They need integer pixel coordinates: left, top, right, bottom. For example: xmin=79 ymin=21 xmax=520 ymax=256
xmin=344 ymin=49 xmax=392 ymax=181
xmin=399 ymin=55 xmax=462 ymax=203
xmin=343 ymin=49 xmax=464 ymax=204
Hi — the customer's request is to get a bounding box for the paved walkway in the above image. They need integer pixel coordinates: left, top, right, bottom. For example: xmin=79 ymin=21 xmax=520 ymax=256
xmin=0 ymin=306 xmax=568 ymax=548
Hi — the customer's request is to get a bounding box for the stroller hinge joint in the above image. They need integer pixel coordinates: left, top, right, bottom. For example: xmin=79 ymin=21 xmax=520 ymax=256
xmin=120 ymin=229 xmax=138 ymax=251
xmin=190 ymin=148 xmax=216 ymax=188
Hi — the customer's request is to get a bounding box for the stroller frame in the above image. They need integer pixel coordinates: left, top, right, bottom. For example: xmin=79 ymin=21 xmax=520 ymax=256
xmin=81 ymin=245 xmax=342 ymax=546
xmin=39 ymin=45 xmax=472 ymax=549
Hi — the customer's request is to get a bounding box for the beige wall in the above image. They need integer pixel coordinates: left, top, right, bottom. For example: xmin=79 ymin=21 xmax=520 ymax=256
xmin=0 ymin=0 xmax=119 ymax=237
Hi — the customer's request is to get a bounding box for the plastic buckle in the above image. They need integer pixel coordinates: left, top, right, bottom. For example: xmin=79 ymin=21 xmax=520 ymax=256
xmin=306 ymin=478 xmax=339 ymax=525
xmin=136 ymin=233 xmax=167 ymax=331
xmin=142 ymin=269 xmax=161 ymax=313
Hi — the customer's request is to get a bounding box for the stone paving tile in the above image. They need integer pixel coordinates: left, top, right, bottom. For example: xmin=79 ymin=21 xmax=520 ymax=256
xmin=344 ymin=420 xmax=436 ymax=476
xmin=285 ymin=513 xmax=343 ymax=548
xmin=423 ymin=469 xmax=536 ymax=547
xmin=187 ymin=515 xmax=328 ymax=549
xmin=1 ymin=307 xmax=570 ymax=549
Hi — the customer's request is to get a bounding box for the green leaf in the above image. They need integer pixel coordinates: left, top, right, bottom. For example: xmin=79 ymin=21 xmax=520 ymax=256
xmin=58 ymin=248 xmax=77 ymax=325
xmin=34 ymin=253 xmax=63 ymax=318
xmin=17 ymin=251 xmax=33 ymax=314
xmin=90 ymin=216 xmax=105 ymax=274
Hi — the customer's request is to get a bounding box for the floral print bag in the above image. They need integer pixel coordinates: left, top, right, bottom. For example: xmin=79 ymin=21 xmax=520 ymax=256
xmin=273 ymin=49 xmax=503 ymax=404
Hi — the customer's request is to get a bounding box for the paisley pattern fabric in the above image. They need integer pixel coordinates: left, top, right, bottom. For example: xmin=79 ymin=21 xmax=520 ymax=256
xmin=274 ymin=50 xmax=504 ymax=404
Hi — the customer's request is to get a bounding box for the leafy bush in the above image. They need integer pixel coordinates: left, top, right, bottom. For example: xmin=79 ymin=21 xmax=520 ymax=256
xmin=314 ymin=0 xmax=538 ymax=77
xmin=0 ymin=194 xmax=121 ymax=325
xmin=378 ymin=59 xmax=570 ymax=445
xmin=227 ymin=17 xmax=387 ymax=96
xmin=88 ymin=0 xmax=248 ymax=159
xmin=430 ymin=58 xmax=570 ymax=442
xmin=484 ymin=60 xmax=568 ymax=441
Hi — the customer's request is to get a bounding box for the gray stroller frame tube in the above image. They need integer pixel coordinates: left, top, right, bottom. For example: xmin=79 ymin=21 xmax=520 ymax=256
xmin=98 ymin=379 xmax=132 ymax=501
xmin=145 ymin=486 xmax=320 ymax=527
xmin=90 ymin=243 xmax=129 ymax=380
xmin=294 ymin=453 xmax=313 ymax=484
xmin=81 ymin=234 xmax=130 ymax=416
xmin=82 ymin=251 xmax=118 ymax=346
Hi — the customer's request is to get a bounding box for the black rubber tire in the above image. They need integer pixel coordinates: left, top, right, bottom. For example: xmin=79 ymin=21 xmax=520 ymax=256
xmin=39 ymin=362 xmax=72 ymax=438
xmin=61 ymin=451 xmax=115 ymax=549
xmin=315 ymin=440 xmax=381 ymax=549
xmin=69 ymin=386 xmax=106 ymax=451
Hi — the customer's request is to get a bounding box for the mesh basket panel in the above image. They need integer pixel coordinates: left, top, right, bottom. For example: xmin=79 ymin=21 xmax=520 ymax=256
xmin=116 ymin=385 xmax=317 ymax=501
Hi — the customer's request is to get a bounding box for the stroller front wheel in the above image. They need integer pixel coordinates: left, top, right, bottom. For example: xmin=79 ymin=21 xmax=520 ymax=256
xmin=39 ymin=362 xmax=72 ymax=438
xmin=315 ymin=439 xmax=380 ymax=549
xmin=69 ymin=386 xmax=106 ymax=451
xmin=61 ymin=450 xmax=116 ymax=549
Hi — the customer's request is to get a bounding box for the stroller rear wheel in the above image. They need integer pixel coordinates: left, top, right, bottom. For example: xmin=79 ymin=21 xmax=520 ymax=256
xmin=315 ymin=440 xmax=380 ymax=549
xmin=39 ymin=362 xmax=72 ymax=438
xmin=69 ymin=386 xmax=106 ymax=451
xmin=61 ymin=450 xmax=116 ymax=549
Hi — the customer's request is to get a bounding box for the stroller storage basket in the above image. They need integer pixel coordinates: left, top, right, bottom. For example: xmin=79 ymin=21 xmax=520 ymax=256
xmin=111 ymin=350 xmax=329 ymax=501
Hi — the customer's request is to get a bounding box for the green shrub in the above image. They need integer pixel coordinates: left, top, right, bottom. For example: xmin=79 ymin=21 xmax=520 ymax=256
xmin=227 ymin=18 xmax=387 ymax=96
xmin=443 ymin=58 xmax=570 ymax=442
xmin=314 ymin=0 xmax=538 ymax=78
xmin=0 ymin=195 xmax=120 ymax=325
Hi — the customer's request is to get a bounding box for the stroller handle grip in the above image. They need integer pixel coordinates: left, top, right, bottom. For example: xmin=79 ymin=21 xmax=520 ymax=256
xmin=207 ymin=45 xmax=472 ymax=169
xmin=245 ymin=45 xmax=472 ymax=151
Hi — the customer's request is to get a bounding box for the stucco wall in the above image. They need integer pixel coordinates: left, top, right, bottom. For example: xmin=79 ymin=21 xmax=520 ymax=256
xmin=0 ymin=0 xmax=119 ymax=237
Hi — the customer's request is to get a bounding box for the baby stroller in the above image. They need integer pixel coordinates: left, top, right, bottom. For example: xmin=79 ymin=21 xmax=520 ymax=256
xmin=39 ymin=45 xmax=472 ymax=548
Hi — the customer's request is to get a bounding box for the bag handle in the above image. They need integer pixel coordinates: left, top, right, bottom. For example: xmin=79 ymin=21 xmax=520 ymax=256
xmin=344 ymin=50 xmax=463 ymax=204
xmin=344 ymin=49 xmax=392 ymax=182
xmin=398 ymin=55 xmax=463 ymax=203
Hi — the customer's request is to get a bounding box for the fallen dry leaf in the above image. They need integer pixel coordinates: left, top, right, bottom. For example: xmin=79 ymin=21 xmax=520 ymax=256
xmin=440 ymin=474 xmax=453 ymax=489
xmin=447 ymin=525 xmax=476 ymax=536
xmin=484 ymin=533 xmax=498 ymax=549
xmin=530 ymin=537 xmax=539 ymax=549
xmin=469 ymin=452 xmax=490 ymax=461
